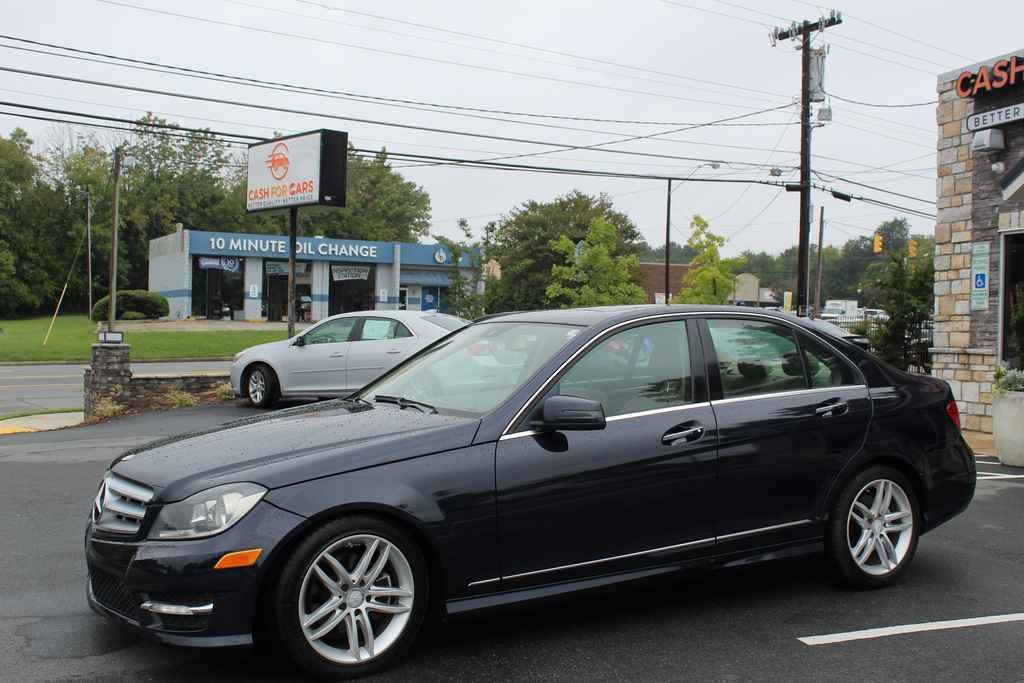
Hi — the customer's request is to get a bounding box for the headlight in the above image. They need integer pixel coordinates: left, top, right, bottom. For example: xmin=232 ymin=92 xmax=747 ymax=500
xmin=150 ymin=483 xmax=266 ymax=540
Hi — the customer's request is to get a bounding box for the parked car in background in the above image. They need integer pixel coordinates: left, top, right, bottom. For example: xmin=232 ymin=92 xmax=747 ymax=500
xmin=863 ymin=308 xmax=890 ymax=322
xmin=87 ymin=305 xmax=974 ymax=678
xmin=231 ymin=310 xmax=467 ymax=407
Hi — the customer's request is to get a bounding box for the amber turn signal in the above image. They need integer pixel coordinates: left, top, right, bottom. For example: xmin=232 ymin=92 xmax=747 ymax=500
xmin=214 ymin=548 xmax=263 ymax=570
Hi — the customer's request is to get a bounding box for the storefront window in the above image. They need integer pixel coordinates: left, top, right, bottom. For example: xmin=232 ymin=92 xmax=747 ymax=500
xmin=329 ymin=264 xmax=375 ymax=315
xmin=191 ymin=256 xmax=244 ymax=319
xmin=1002 ymin=233 xmax=1024 ymax=369
xmin=263 ymin=260 xmax=312 ymax=322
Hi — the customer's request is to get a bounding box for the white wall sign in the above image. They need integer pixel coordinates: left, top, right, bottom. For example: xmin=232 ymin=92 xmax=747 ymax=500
xmin=967 ymin=102 xmax=1024 ymax=132
xmin=971 ymin=242 xmax=990 ymax=311
xmin=246 ymin=132 xmax=323 ymax=211
xmin=379 ymin=288 xmax=389 ymax=303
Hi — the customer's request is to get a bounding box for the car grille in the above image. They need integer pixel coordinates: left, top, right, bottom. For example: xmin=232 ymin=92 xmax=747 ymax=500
xmin=90 ymin=568 xmax=141 ymax=622
xmin=91 ymin=472 xmax=154 ymax=535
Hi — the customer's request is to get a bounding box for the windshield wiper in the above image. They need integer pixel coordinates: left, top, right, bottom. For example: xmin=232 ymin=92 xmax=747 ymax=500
xmin=373 ymin=394 xmax=439 ymax=414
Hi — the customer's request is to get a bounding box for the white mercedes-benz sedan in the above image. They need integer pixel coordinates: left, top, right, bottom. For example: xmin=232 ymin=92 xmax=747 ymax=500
xmin=230 ymin=310 xmax=468 ymax=407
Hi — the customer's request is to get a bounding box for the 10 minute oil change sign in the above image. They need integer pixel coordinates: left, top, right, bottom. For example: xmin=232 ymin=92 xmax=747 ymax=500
xmin=245 ymin=130 xmax=347 ymax=212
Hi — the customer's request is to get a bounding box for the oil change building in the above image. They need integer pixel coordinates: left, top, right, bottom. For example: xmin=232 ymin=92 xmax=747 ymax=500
xmin=933 ymin=50 xmax=1024 ymax=433
xmin=148 ymin=228 xmax=478 ymax=322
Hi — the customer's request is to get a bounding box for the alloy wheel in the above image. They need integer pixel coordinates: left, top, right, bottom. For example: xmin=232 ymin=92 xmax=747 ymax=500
xmin=846 ymin=478 xmax=915 ymax=576
xmin=248 ymin=371 xmax=266 ymax=404
xmin=298 ymin=534 xmax=414 ymax=665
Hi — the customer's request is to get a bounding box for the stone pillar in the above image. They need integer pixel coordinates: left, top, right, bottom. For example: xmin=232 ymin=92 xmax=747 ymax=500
xmin=84 ymin=343 xmax=132 ymax=419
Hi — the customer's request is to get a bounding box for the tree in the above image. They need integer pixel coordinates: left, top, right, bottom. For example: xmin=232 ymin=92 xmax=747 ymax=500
xmin=863 ymin=245 xmax=934 ymax=371
xmin=433 ymin=219 xmax=484 ymax=319
xmin=484 ymin=191 xmax=644 ymax=312
xmin=676 ymin=215 xmax=736 ymax=304
xmin=545 ymin=218 xmax=646 ymax=308
xmin=638 ymin=239 xmax=696 ymax=264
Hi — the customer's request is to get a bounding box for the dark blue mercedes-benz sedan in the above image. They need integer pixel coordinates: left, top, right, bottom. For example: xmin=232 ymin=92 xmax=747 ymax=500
xmin=85 ymin=305 xmax=975 ymax=678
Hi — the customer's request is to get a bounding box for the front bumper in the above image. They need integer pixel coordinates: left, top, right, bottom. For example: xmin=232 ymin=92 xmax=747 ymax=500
xmin=230 ymin=361 xmax=244 ymax=398
xmin=85 ymin=500 xmax=305 ymax=647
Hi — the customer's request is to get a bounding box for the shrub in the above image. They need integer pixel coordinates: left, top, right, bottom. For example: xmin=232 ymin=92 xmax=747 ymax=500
xmin=214 ymin=383 xmax=235 ymax=402
xmin=91 ymin=397 xmax=126 ymax=419
xmin=163 ymin=389 xmax=198 ymax=408
xmin=91 ymin=290 xmax=169 ymax=321
xmin=995 ymin=364 xmax=1024 ymax=394
xmin=121 ymin=311 xmax=147 ymax=320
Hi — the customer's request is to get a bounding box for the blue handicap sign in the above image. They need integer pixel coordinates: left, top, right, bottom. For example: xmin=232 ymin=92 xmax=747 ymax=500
xmin=975 ymin=273 xmax=987 ymax=289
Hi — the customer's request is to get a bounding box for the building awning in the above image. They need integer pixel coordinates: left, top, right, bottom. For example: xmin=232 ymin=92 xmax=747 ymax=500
xmin=400 ymin=269 xmax=452 ymax=287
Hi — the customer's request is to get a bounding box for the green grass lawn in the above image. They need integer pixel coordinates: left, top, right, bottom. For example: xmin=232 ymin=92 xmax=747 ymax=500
xmin=0 ymin=316 xmax=287 ymax=362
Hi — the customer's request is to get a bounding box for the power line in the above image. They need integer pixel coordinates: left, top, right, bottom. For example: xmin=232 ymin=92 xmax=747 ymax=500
xmin=292 ymin=0 xmax=791 ymax=100
xmin=826 ymin=90 xmax=936 ymax=109
xmin=0 ymin=34 xmax=801 ymax=128
xmin=0 ymin=64 xmax=801 ymax=169
xmin=0 ymin=99 xmax=936 ymax=219
xmin=788 ymin=0 xmax=976 ymax=64
xmin=812 ymin=170 xmax=933 ymax=205
xmin=98 ymin=0 xmax=779 ymax=111
xmin=727 ymin=190 xmax=787 ymax=239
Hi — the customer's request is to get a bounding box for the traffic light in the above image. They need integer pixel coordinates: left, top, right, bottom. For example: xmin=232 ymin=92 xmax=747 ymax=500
xmin=908 ymin=239 xmax=918 ymax=258
xmin=873 ymin=233 xmax=883 ymax=253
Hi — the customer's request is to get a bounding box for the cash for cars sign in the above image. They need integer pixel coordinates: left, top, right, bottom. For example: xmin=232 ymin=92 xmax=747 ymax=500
xmin=246 ymin=130 xmax=347 ymax=212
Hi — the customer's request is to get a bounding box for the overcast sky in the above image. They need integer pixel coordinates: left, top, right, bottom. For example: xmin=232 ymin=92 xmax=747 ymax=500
xmin=2 ymin=0 xmax=1020 ymax=255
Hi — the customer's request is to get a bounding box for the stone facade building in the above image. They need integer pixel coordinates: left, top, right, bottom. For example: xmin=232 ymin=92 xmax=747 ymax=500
xmin=933 ymin=51 xmax=1024 ymax=433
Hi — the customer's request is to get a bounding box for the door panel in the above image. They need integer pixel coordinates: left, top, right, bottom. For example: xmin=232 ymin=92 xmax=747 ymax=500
xmin=345 ymin=318 xmax=418 ymax=390
xmin=496 ymin=319 xmax=718 ymax=585
xmin=704 ymin=317 xmax=870 ymax=546
xmin=284 ymin=317 xmax=357 ymax=393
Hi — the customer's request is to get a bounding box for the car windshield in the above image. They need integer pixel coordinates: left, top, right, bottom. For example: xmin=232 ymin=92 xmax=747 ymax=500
xmin=357 ymin=322 xmax=581 ymax=416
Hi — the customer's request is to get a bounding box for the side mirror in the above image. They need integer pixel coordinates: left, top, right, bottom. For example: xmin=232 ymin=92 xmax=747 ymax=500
xmin=535 ymin=395 xmax=606 ymax=432
xmin=292 ymin=335 xmax=306 ymax=347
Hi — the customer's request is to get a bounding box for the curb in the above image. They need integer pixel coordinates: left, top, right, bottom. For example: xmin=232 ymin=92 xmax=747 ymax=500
xmin=0 ymin=357 xmax=233 ymax=366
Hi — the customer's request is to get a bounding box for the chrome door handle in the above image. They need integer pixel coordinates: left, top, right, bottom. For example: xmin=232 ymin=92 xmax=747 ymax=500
xmin=815 ymin=401 xmax=848 ymax=417
xmin=329 ymin=352 xmax=345 ymax=358
xmin=386 ymin=349 xmax=402 ymax=354
xmin=662 ymin=426 xmax=704 ymax=445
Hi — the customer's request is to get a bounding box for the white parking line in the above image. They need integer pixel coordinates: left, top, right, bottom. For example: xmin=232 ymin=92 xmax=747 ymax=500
xmin=977 ymin=472 xmax=1024 ymax=480
xmin=798 ymin=613 xmax=1024 ymax=645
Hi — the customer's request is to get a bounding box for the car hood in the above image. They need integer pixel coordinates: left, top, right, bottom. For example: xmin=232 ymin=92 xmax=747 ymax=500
xmin=110 ymin=401 xmax=480 ymax=502
xmin=240 ymin=338 xmax=292 ymax=356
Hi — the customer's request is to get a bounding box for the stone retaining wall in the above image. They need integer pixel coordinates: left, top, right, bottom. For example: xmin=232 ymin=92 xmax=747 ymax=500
xmin=84 ymin=343 xmax=230 ymax=419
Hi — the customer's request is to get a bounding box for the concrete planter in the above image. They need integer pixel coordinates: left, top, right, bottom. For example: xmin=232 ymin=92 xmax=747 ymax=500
xmin=994 ymin=391 xmax=1024 ymax=468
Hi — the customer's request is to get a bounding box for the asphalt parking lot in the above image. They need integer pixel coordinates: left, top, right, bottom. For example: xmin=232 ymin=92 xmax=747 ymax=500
xmin=0 ymin=411 xmax=1022 ymax=682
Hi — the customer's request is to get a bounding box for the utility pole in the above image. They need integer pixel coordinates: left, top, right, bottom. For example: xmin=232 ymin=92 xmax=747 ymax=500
xmin=771 ymin=11 xmax=842 ymax=316
xmin=85 ymin=190 xmax=93 ymax=317
xmin=813 ymin=206 xmax=825 ymax=319
xmin=664 ymin=178 xmax=672 ymax=304
xmin=287 ymin=206 xmax=298 ymax=338
xmin=108 ymin=146 xmax=124 ymax=329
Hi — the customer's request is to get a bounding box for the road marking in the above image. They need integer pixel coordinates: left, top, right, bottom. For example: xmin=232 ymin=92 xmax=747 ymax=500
xmin=0 ymin=374 xmax=80 ymax=379
xmin=0 ymin=383 xmax=80 ymax=388
xmin=798 ymin=613 xmax=1024 ymax=646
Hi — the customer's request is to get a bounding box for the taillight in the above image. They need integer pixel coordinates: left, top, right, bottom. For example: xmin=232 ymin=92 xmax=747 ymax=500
xmin=945 ymin=399 xmax=961 ymax=430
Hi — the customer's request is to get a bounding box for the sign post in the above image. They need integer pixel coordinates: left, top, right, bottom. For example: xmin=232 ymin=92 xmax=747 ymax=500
xmin=246 ymin=129 xmax=347 ymax=335
xmin=971 ymin=242 xmax=990 ymax=312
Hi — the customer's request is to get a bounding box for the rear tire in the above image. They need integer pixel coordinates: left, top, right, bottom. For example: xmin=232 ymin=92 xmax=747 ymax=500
xmin=245 ymin=364 xmax=279 ymax=408
xmin=826 ymin=465 xmax=920 ymax=589
xmin=272 ymin=516 xmax=429 ymax=679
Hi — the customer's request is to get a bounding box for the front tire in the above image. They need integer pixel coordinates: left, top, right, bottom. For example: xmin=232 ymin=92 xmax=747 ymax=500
xmin=245 ymin=364 xmax=279 ymax=408
xmin=273 ymin=516 xmax=429 ymax=679
xmin=827 ymin=466 xmax=920 ymax=588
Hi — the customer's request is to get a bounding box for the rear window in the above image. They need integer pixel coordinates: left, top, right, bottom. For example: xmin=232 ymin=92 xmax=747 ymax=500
xmin=423 ymin=313 xmax=468 ymax=332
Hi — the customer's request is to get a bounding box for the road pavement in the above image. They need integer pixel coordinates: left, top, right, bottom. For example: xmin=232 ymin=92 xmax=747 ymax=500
xmin=0 ymin=361 xmax=231 ymax=415
xmin=0 ymin=411 xmax=1022 ymax=681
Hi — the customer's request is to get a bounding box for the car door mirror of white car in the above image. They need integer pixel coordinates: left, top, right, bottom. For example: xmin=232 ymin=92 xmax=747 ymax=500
xmin=292 ymin=335 xmax=306 ymax=347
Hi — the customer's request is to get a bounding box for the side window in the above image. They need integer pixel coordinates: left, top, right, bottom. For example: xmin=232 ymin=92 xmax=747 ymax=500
xmin=707 ymin=319 xmax=805 ymax=399
xmin=393 ymin=322 xmax=414 ymax=339
xmin=303 ymin=318 xmax=357 ymax=345
xmin=557 ymin=321 xmax=692 ymax=417
xmin=360 ymin=318 xmax=402 ymax=341
xmin=799 ymin=332 xmax=857 ymax=388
